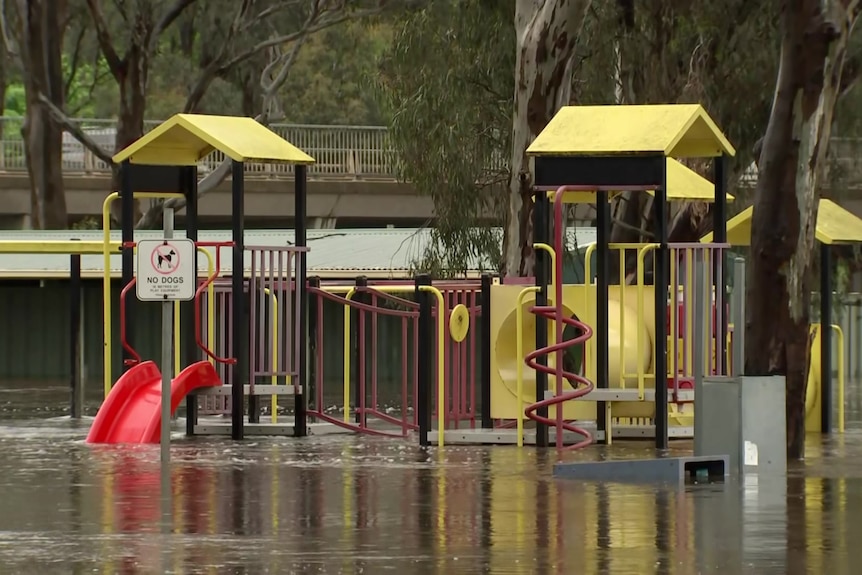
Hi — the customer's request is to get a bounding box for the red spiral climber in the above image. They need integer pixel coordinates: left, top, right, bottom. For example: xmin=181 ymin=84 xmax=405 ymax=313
xmin=523 ymin=187 xmax=595 ymax=450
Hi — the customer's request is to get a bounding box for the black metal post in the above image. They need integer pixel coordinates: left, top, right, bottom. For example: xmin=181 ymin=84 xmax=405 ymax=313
xmin=70 ymin=252 xmax=82 ymax=419
xmin=596 ymin=190 xmax=610 ymax=443
xmin=713 ymin=155 xmax=728 ymax=375
xmin=352 ymin=275 xmax=368 ymax=425
xmin=821 ymin=242 xmax=833 ymax=433
xmin=182 ymin=166 xmax=199 ymax=435
xmin=120 ymin=160 xmax=135 ymax=373
xmin=533 ymin=192 xmax=550 ymax=448
xmin=294 ymin=164 xmax=309 ymax=437
xmin=231 ymin=160 xmax=247 ymax=440
xmin=654 ymin=161 xmax=669 ymax=450
xmin=480 ymin=273 xmax=493 ymax=429
xmin=416 ymin=273 xmax=432 ymax=447
xmin=308 ymin=276 xmax=321 ymax=418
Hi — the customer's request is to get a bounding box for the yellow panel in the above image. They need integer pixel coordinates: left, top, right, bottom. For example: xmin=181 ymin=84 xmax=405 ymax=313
xmin=489 ymin=283 xmax=657 ymax=421
xmin=526 ymin=104 xmax=735 ymax=158
xmin=701 ymin=198 xmax=862 ymax=246
xmin=658 ymin=158 xmax=734 ymax=201
xmin=815 ymin=199 xmax=862 ymax=244
xmin=112 ymin=113 xmax=316 ymax=166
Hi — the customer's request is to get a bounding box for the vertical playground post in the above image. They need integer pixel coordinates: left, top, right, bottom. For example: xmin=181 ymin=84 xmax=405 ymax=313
xmin=352 ymin=275 xmax=369 ymax=426
xmin=183 ymin=166 xmax=200 ymax=436
xmin=820 ymin=242 xmax=833 ymax=433
xmin=160 ymin=208 xmax=175 ymax=464
xmin=231 ymin=159 xmax=247 ymax=441
xmin=654 ymin=158 xmax=669 ymax=450
xmin=692 ymin=252 xmax=706 ymax=454
xmin=294 ymin=164 xmax=309 ymax=438
xmin=713 ymin=154 xmax=729 ymax=375
xmin=69 ymin=247 xmax=83 ymax=419
xmin=416 ymin=273 xmax=432 ymax=447
xmin=120 ymin=160 xmax=136 ymax=372
xmin=595 ymin=190 xmax=610 ymax=443
xmin=479 ymin=273 xmax=493 ymax=429
xmin=732 ymin=257 xmax=746 ymax=377
xmin=533 ymin=192 xmax=550 ymax=448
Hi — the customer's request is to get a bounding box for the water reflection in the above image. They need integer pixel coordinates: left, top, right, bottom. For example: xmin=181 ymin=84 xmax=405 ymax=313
xmin=0 ymin=397 xmax=860 ymax=572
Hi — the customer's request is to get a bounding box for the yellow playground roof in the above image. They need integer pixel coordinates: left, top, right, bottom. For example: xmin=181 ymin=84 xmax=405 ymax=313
xmin=527 ymin=104 xmax=736 ymax=158
xmin=112 ymin=113 xmax=316 ymax=166
xmin=554 ymin=158 xmax=734 ymax=203
xmin=701 ymin=199 xmax=862 ymax=245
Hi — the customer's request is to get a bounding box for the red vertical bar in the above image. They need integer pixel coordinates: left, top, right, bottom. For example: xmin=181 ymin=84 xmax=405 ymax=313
xmin=371 ymin=292 xmax=379 ymax=416
xmin=671 ymin=248 xmax=679 ymax=402
xmin=359 ymin=292 xmax=367 ymax=429
xmin=316 ymin=287 xmax=324 ymax=418
xmin=401 ymin=317 xmax=409 ymax=435
xmin=468 ymin=290 xmax=476 ymax=427
xmin=412 ymin=316 xmax=419 ymax=427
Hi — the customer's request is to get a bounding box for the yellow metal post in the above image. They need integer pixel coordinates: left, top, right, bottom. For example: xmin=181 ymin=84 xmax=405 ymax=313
xmin=516 ymin=286 xmax=540 ymax=447
xmin=832 ymin=324 xmax=845 ymax=433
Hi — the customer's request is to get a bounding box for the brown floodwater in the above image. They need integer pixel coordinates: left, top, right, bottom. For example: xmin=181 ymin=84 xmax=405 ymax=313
xmin=1 ymin=378 xmax=862 ymax=574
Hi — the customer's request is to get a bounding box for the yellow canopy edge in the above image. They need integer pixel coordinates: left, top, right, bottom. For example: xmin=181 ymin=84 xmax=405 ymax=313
xmin=546 ymin=158 xmax=733 ymax=203
xmin=527 ymin=104 xmax=736 ymax=158
xmin=700 ymin=199 xmax=862 ymax=245
xmin=112 ymin=113 xmax=316 ymax=166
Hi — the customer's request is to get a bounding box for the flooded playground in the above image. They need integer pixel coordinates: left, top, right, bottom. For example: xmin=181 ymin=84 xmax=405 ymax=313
xmin=0 ymin=379 xmax=861 ymax=574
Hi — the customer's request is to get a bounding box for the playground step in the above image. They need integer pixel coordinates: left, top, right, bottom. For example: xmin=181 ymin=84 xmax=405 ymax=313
xmin=425 ymin=423 xmax=600 ymax=446
xmin=194 ymin=384 xmax=300 ymax=396
xmin=612 ymin=424 xmax=693 ymax=439
xmin=554 ymin=454 xmax=729 ymax=484
xmin=579 ymin=388 xmax=695 ymax=402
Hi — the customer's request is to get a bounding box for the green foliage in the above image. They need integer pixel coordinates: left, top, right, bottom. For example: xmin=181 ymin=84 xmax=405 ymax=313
xmin=375 ymin=0 xmax=514 ymax=276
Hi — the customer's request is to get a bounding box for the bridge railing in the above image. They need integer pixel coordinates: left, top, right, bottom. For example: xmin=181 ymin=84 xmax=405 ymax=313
xmin=0 ymin=117 xmax=398 ymax=179
xmin=2 ymin=115 xmax=861 ymax=185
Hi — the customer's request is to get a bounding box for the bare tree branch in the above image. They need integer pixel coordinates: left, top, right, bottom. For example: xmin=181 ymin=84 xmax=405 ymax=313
xmin=63 ymin=26 xmax=88 ymax=99
xmin=37 ymin=92 xmax=114 ymax=165
xmin=85 ymin=0 xmax=125 ymax=79
xmin=149 ymin=0 xmax=199 ymax=54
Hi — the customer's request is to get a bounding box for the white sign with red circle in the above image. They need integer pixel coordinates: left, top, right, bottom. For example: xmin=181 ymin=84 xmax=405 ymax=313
xmin=136 ymin=238 xmax=196 ymax=301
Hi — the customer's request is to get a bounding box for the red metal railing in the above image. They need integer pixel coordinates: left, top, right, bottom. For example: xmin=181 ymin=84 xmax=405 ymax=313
xmin=119 ymin=278 xmax=142 ymax=367
xmin=194 ymin=242 xmax=236 ymax=365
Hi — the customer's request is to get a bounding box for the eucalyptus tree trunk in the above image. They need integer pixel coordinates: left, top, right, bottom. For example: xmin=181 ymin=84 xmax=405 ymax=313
xmin=503 ymin=0 xmax=592 ymax=277
xmin=17 ymin=0 xmax=67 ymax=229
xmin=746 ymin=0 xmax=860 ymax=460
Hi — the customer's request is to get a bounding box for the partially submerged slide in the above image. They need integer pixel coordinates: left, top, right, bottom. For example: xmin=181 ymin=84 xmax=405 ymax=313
xmin=86 ymin=360 xmax=222 ymax=444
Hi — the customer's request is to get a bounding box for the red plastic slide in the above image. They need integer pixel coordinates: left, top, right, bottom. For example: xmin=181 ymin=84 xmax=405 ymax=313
xmin=86 ymin=360 xmax=222 ymax=444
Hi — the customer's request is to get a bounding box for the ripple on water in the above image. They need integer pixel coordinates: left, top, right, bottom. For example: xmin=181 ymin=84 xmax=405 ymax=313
xmin=0 ymin=384 xmax=861 ymax=573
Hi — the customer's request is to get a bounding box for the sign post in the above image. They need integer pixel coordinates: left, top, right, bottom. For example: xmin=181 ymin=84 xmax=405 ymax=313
xmin=136 ymin=215 xmax=195 ymax=467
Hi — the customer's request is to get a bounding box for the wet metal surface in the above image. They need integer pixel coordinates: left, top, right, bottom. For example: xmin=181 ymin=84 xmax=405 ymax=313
xmin=1 ymin=379 xmax=862 ymax=574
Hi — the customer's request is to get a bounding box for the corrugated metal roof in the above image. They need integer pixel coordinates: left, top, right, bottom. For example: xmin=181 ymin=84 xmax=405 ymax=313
xmin=0 ymin=228 xmax=597 ymax=279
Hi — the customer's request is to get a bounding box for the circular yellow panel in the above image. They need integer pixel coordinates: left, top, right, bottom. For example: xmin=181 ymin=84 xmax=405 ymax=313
xmin=449 ymin=304 xmax=470 ymax=342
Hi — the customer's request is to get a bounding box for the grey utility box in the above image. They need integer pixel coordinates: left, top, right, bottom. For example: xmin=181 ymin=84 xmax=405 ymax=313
xmin=695 ymin=376 xmax=786 ymax=476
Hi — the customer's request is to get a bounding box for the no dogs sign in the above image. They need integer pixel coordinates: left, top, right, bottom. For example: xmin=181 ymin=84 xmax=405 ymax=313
xmin=136 ymin=238 xmax=196 ymax=301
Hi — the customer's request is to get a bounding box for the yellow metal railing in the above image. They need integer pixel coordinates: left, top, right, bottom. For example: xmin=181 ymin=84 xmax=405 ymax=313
xmin=330 ymin=284 xmax=447 ymax=446
xmin=833 ymin=324 xmax=846 ymax=433
xmin=515 ymin=286 xmax=540 ymax=447
xmin=101 ymin=191 xmax=184 ymax=396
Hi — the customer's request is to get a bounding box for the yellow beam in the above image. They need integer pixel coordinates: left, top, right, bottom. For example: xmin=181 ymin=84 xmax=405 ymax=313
xmin=0 ymin=241 xmax=121 ymax=254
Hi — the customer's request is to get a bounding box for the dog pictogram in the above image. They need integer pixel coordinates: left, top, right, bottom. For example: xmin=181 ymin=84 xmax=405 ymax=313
xmin=150 ymin=243 xmax=181 ymax=275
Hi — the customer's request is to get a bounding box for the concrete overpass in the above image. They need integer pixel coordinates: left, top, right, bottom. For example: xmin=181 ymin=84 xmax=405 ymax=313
xmin=0 ymin=118 xmax=441 ymax=229
xmin=2 ymin=117 xmax=862 ymax=228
